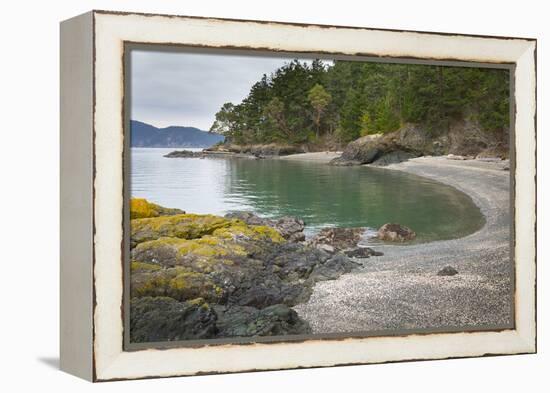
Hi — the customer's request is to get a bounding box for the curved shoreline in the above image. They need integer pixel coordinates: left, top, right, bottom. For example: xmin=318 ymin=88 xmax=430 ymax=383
xmin=294 ymin=156 xmax=513 ymax=333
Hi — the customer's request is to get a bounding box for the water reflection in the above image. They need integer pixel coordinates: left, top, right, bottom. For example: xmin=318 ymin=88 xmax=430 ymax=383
xmin=131 ymin=148 xmax=485 ymax=242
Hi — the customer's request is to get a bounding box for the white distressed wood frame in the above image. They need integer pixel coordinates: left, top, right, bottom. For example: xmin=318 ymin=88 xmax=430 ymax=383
xmin=60 ymin=10 xmax=537 ymax=382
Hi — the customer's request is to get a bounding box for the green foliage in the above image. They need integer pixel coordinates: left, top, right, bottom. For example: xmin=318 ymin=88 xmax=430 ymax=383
xmin=211 ymin=59 xmax=509 ymax=145
xmin=308 ymin=84 xmax=332 ymax=138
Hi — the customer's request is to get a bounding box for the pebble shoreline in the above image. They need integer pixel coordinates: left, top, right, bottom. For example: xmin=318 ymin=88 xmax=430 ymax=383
xmin=294 ymin=156 xmax=513 ymax=333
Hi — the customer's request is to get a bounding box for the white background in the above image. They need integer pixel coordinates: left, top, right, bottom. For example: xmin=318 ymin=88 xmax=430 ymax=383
xmin=0 ymin=0 xmax=546 ymax=391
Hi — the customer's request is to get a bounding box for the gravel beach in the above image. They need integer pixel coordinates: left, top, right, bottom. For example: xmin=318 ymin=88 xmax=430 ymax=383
xmin=294 ymin=156 xmax=513 ymax=334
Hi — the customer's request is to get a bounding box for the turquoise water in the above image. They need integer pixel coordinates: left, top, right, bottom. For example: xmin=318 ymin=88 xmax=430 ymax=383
xmin=131 ymin=148 xmax=485 ymax=242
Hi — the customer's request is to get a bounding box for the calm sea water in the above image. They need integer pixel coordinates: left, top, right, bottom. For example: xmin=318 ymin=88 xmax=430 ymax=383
xmin=130 ymin=148 xmax=485 ymax=242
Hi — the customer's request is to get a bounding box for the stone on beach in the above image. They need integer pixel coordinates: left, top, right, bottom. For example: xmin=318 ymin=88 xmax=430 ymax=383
xmin=437 ymin=266 xmax=459 ymax=276
xmin=344 ymin=247 xmax=383 ymax=258
xmin=377 ymin=223 xmax=416 ymax=242
xmin=294 ymin=157 xmax=512 ymax=334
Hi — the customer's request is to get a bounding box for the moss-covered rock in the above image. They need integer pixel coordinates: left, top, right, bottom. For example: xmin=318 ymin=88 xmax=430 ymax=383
xmin=131 ymin=236 xmax=247 ymax=267
xmin=212 ymin=223 xmax=284 ymax=243
xmin=130 ymin=214 xmax=233 ymax=247
xmin=131 ymin=266 xmax=224 ymax=303
xmin=130 ymin=261 xmax=162 ymax=273
xmin=128 ymin=202 xmax=376 ymax=342
xmin=130 ymin=198 xmax=185 ymax=219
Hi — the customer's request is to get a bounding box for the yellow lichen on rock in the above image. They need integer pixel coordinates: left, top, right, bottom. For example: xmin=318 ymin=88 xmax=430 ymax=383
xmin=131 ymin=266 xmax=224 ymax=302
xmin=132 ymin=235 xmax=247 ymax=265
xmin=130 ymin=198 xmax=184 ymax=219
xmin=213 ymin=222 xmax=285 ymax=243
xmin=131 ymin=213 xmax=233 ymax=245
xmin=130 ymin=261 xmax=162 ymax=272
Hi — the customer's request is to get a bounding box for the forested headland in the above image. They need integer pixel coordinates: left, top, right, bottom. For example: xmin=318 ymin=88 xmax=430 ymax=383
xmin=209 ymin=59 xmax=510 ymax=155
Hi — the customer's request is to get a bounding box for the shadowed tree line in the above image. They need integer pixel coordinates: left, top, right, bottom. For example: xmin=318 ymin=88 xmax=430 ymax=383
xmin=210 ymin=59 xmax=509 ymax=145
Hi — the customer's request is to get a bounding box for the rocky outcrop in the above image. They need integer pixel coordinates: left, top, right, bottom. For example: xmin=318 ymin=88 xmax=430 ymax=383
xmin=308 ymin=253 xmax=359 ymax=281
xmin=164 ymin=150 xmax=204 ymax=158
xmin=130 ymin=213 xmax=240 ymax=247
xmin=213 ymin=304 xmax=311 ymax=337
xmin=130 ymin=198 xmax=185 ymax=219
xmin=330 ymin=127 xmax=423 ymax=166
xmin=329 ymin=134 xmax=384 ymax=166
xmin=130 ymin=297 xmax=310 ymax=342
xmin=129 ymin=198 xmax=365 ymax=342
xmin=225 ymin=211 xmax=305 ymax=242
xmin=377 ymin=223 xmax=416 ymax=242
xmin=330 ymin=121 xmax=508 ymax=166
xmin=205 ymin=143 xmax=306 ymax=157
xmin=130 ymin=296 xmax=218 ymax=342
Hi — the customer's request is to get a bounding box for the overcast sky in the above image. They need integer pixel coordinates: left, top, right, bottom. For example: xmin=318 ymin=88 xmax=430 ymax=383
xmin=130 ymin=49 xmax=304 ymax=130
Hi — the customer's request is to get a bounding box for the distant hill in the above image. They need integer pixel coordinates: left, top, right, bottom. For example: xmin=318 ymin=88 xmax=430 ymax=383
xmin=130 ymin=120 xmax=224 ymax=148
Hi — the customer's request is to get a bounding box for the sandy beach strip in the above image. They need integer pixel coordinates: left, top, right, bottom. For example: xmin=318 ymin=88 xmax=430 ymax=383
xmin=294 ymin=156 xmax=513 ymax=334
xmin=278 ymin=151 xmax=342 ymax=162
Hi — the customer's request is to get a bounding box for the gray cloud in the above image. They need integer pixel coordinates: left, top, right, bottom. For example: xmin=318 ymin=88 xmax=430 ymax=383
xmin=130 ymin=49 xmax=304 ymax=130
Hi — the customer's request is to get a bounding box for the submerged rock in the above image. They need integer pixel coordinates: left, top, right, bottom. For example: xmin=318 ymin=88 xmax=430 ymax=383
xmin=437 ymin=266 xmax=459 ymax=276
xmin=377 ymin=223 xmax=416 ymax=242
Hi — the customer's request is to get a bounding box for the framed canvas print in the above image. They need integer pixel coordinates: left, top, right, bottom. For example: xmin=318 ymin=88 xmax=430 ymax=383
xmin=60 ymin=10 xmax=537 ymax=381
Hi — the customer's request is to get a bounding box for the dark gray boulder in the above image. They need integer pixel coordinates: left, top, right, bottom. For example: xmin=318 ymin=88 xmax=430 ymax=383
xmin=214 ymin=304 xmax=311 ymax=337
xmin=344 ymin=247 xmax=383 ymax=258
xmin=130 ymin=296 xmax=218 ymax=343
xmin=437 ymin=266 xmax=459 ymax=276
xmin=309 ymin=253 xmax=359 ymax=282
xmin=329 ymin=125 xmax=428 ymax=167
xmin=329 ymin=135 xmax=383 ymax=166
